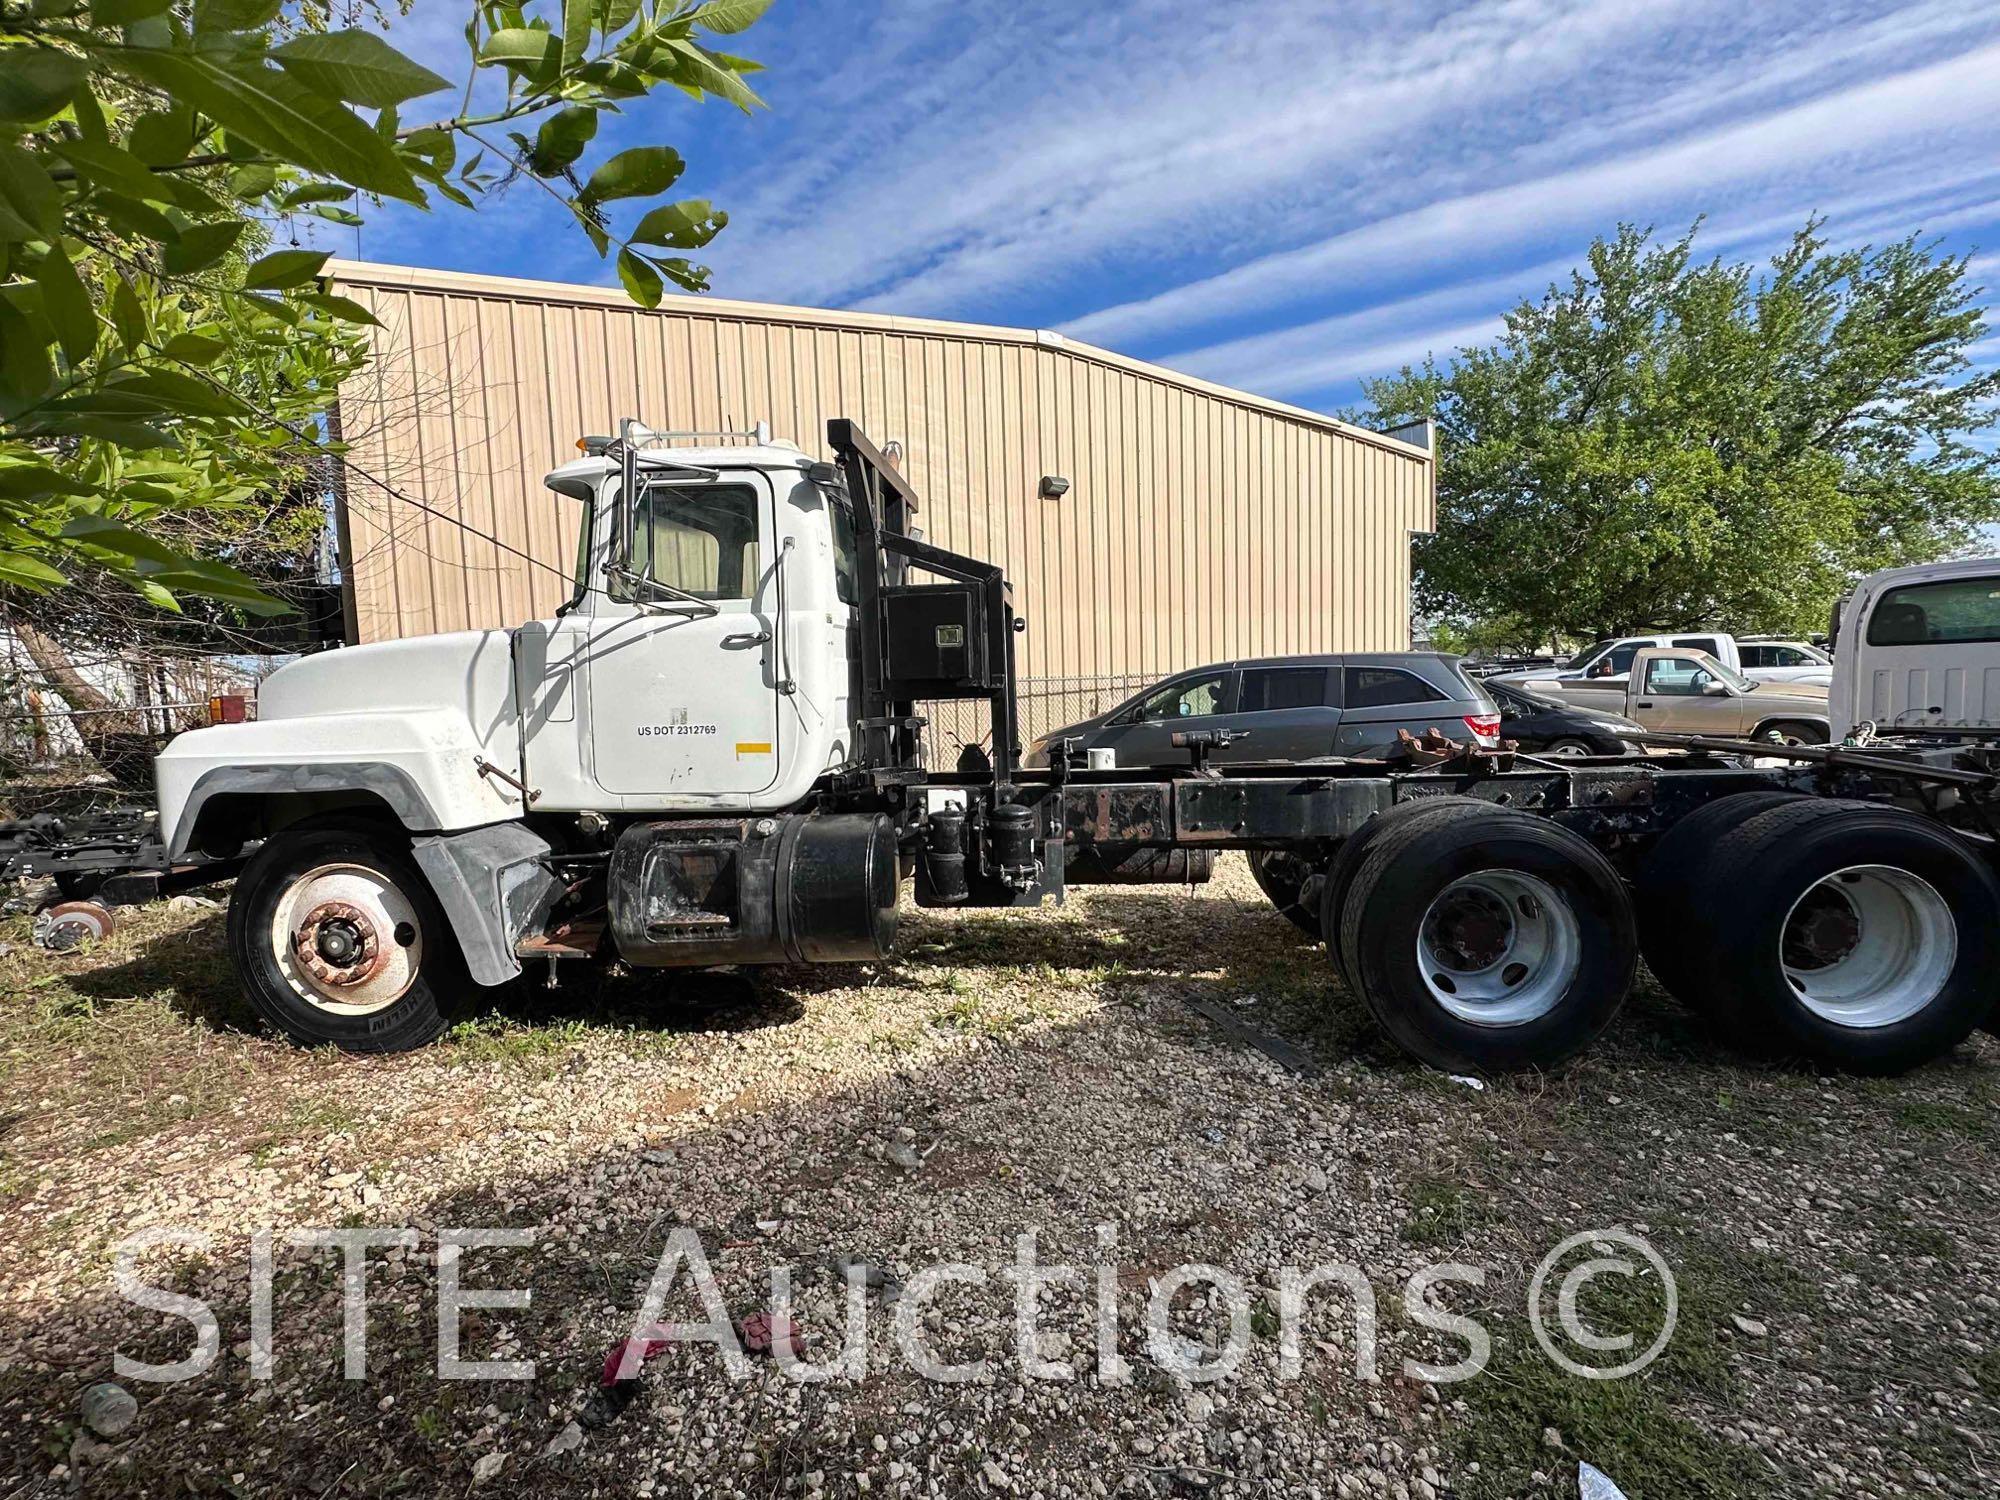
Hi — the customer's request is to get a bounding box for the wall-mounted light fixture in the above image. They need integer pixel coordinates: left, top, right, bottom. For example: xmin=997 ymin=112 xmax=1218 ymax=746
xmin=1039 ymin=475 xmax=1070 ymax=499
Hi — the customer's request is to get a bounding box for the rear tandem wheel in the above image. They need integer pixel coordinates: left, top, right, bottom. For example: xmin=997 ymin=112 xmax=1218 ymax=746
xmin=1330 ymin=802 xmax=1638 ymax=1073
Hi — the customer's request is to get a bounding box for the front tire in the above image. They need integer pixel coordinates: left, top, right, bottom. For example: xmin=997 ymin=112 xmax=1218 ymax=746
xmin=228 ymin=825 xmax=464 ymax=1053
xmin=1757 ymin=720 xmax=1828 ymax=746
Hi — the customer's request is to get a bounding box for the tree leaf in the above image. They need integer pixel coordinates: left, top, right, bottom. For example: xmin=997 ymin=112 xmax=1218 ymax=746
xmin=110 ymin=276 xmax=150 ymax=352
xmin=0 ymin=299 xmax=56 ymax=403
xmin=229 ymin=162 xmax=278 ymax=199
xmin=0 ymin=142 xmax=59 ymax=239
xmin=616 ymin=248 xmax=663 ymax=308
xmin=662 ymin=38 xmax=763 ymax=112
xmin=280 ymin=181 xmax=358 ymax=208
xmin=0 ymin=47 xmax=84 ymax=124
xmin=160 ymin=331 xmax=231 ymax=363
xmin=111 ymin=50 xmax=421 ymax=203
xmin=134 ymin=578 xmax=183 ymax=612
xmin=0 ymin=550 xmax=69 ymax=590
xmin=162 ymin=219 xmax=248 ymax=274
xmin=583 ymin=145 xmax=683 ymax=202
xmin=53 ymin=139 xmax=168 ymax=200
xmin=480 ymin=26 xmax=561 ymax=81
xmin=94 ymin=0 xmax=175 ymax=22
xmin=193 ymin=0 xmax=282 ymax=31
xmin=31 ymin=244 xmax=96 ymax=366
xmin=630 ymin=198 xmax=725 ymax=249
xmin=0 ymin=461 xmax=95 ymax=500
xmin=242 ymin=248 xmax=331 ymax=290
xmin=59 ymin=514 xmax=190 ymax=568
xmin=531 ymin=105 xmax=597 ymax=173
xmin=689 ymin=0 xmax=775 ymax=35
xmin=126 ymin=106 xmax=199 ymax=167
xmin=27 ymin=414 xmax=173 ymax=447
xmin=87 ymin=191 xmax=181 ymax=243
xmin=296 ymin=291 xmax=381 ymax=326
xmin=562 ymin=0 xmax=594 ymax=72
xmin=271 ymin=30 xmax=451 ymax=109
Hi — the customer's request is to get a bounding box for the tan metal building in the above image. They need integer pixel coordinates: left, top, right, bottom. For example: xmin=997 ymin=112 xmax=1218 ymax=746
xmin=326 ymin=259 xmax=1434 ymax=737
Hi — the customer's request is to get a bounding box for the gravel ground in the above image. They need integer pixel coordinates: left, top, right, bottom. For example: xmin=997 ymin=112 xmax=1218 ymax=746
xmin=0 ymin=858 xmax=1995 ymax=1499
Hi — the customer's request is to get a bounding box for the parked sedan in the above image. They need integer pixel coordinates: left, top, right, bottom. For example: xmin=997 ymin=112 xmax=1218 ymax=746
xmin=1485 ymin=679 xmax=1644 ymax=756
xmin=1022 ymin=653 xmax=1500 ymax=768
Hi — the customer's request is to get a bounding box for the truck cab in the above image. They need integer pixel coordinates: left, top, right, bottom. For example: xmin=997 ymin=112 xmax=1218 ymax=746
xmin=150 ymin=420 xmax=1039 ymax=1054
xmin=1829 ymin=557 xmax=2000 ymax=739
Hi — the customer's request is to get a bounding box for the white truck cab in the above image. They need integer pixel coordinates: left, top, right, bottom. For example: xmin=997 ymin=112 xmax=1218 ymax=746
xmin=158 ymin=431 xmax=860 ymax=849
xmin=1829 ymin=556 xmax=2000 ymax=739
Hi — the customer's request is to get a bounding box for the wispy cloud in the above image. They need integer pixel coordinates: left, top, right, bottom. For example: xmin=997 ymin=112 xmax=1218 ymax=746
xmin=1066 ymin=38 xmax=2000 ymax=351
xmin=349 ymin=1 xmax=2000 ymax=418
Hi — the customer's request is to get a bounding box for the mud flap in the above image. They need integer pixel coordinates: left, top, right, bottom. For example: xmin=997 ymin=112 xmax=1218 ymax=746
xmin=411 ymin=822 xmax=563 ymax=986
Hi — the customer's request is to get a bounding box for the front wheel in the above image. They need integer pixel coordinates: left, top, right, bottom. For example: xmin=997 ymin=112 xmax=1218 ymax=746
xmin=227 ymin=825 xmax=465 ymax=1052
xmin=1757 ymin=721 xmax=1828 ymax=746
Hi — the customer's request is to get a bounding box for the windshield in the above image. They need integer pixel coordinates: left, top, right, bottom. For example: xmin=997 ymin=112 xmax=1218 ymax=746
xmin=1492 ymin=681 xmax=1554 ymax=713
xmin=1559 ymin=642 xmax=1609 ymax=671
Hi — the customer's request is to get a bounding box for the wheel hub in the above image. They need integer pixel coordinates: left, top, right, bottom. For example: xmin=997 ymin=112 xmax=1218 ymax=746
xmin=1416 ymin=870 xmax=1583 ymax=1028
xmin=1778 ymin=864 xmax=1956 ymax=1029
xmin=271 ymin=863 xmax=424 ymax=1015
xmin=1782 ymin=888 xmax=1861 ymax=969
xmin=1430 ymin=890 xmax=1513 ymax=970
xmin=294 ymin=900 xmax=382 ymax=988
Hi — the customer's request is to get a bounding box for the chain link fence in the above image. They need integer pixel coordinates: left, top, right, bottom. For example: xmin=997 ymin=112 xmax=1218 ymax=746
xmin=919 ymin=673 xmax=1153 ymax=767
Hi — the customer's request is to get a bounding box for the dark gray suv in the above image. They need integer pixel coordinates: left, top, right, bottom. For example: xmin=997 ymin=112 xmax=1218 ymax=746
xmin=1022 ymin=654 xmax=1500 ymax=768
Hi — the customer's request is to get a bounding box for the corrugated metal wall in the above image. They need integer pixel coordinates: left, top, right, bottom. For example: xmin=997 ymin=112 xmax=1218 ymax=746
xmin=327 ymin=260 xmax=1434 ymax=692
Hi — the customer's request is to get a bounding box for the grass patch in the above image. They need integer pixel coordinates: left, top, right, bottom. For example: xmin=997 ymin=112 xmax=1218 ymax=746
xmin=1400 ymin=1175 xmax=1494 ymax=1247
xmin=1451 ymin=1238 xmax=1800 ymax=1498
xmin=1895 ymin=1099 xmax=1987 ymax=1137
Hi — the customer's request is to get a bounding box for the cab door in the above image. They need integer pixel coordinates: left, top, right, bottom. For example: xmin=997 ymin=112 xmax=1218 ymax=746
xmin=583 ymin=474 xmax=783 ymax=800
xmin=1626 ymin=650 xmax=1725 ymax=732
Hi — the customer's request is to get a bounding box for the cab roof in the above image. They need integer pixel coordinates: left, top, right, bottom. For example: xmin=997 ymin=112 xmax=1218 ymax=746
xmin=542 ymin=442 xmax=813 ymax=490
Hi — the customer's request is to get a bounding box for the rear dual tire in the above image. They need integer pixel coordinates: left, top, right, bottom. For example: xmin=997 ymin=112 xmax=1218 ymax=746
xmin=1659 ymin=800 xmax=1999 ymax=1073
xmin=1330 ymin=803 xmax=1638 ymax=1073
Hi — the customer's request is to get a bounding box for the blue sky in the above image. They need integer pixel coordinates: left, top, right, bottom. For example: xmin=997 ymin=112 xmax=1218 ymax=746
xmin=351 ymin=0 xmax=2000 ymax=418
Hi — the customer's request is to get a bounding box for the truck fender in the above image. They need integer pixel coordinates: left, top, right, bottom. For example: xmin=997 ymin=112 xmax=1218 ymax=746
xmin=411 ymin=822 xmax=564 ymax=988
xmin=168 ymin=762 xmax=442 ymax=859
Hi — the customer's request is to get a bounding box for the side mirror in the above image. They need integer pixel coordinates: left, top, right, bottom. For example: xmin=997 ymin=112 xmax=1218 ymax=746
xmin=1702 ymin=681 xmax=1730 ymax=697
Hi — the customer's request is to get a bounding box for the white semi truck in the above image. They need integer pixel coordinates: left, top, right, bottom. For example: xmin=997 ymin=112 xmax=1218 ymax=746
xmin=8 ymin=422 xmax=1998 ymax=1077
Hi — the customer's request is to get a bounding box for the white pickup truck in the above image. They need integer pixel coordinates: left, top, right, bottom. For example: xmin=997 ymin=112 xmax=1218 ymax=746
xmin=1489 ymin=631 xmax=1833 ymax=692
xmin=1829 ymin=556 xmax=2000 ymax=739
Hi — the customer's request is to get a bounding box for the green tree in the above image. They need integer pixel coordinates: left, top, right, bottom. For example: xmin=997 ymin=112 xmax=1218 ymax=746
xmin=1367 ymin=221 xmax=2000 ymax=642
xmin=0 ymin=0 xmax=769 ymax=616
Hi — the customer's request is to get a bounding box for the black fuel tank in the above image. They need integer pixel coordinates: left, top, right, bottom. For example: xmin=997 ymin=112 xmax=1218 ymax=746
xmin=609 ymin=813 xmax=899 ymax=967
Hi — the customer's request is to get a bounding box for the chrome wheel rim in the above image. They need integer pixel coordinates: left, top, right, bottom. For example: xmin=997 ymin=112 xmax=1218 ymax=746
xmin=271 ymin=862 xmax=424 ymax=1014
xmin=1544 ymin=741 xmax=1591 ymax=758
xmin=1779 ymin=864 xmax=1955 ymax=1028
xmin=1416 ymin=870 xmax=1581 ymax=1026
